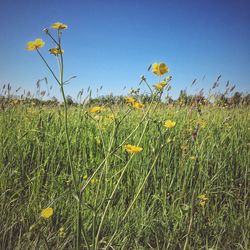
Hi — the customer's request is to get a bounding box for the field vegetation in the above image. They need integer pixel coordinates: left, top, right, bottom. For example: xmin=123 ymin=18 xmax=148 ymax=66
xmin=0 ymin=22 xmax=249 ymax=250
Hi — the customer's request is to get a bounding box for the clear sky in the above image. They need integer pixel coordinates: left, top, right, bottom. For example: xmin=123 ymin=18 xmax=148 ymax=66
xmin=0 ymin=0 xmax=249 ymax=100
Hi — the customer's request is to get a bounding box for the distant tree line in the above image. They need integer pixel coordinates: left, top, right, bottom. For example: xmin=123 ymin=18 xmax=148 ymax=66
xmin=1 ymin=90 xmax=250 ymax=109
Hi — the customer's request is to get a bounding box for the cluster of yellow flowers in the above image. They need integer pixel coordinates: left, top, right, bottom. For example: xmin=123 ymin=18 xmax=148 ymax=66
xmin=123 ymin=120 xmax=176 ymax=154
xmin=26 ymin=22 xmax=67 ymax=53
xmin=125 ymin=96 xmax=144 ymax=110
xmin=198 ymin=194 xmax=208 ymax=207
xmin=150 ymin=63 xmax=172 ymax=92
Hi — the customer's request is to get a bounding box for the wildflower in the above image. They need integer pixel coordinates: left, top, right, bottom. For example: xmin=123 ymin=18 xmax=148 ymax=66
xmin=124 ymin=144 xmax=143 ymax=153
xmin=91 ymin=178 xmax=98 ymax=185
xmin=153 ymin=81 xmax=168 ymax=90
xmin=41 ymin=207 xmax=53 ymax=219
xmin=88 ymin=106 xmax=105 ymax=113
xmin=132 ymin=101 xmax=144 ymax=109
xmin=59 ymin=227 xmax=66 ymax=238
xmin=198 ymin=194 xmax=208 ymax=207
xmin=49 ymin=47 xmax=64 ymax=55
xmin=190 ymin=156 xmax=196 ymax=160
xmin=82 ymin=175 xmax=88 ymax=180
xmin=26 ymin=38 xmax=45 ymax=51
xmin=152 ymin=63 xmax=169 ymax=76
xmin=125 ymin=96 xmax=136 ymax=104
xmin=51 ymin=22 xmax=68 ymax=30
xmin=153 ymin=83 xmax=164 ymax=90
xmin=164 ymin=120 xmax=176 ymax=129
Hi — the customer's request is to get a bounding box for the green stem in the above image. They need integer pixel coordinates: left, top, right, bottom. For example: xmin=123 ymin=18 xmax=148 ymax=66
xmin=122 ymin=143 xmax=165 ymax=221
xmin=36 ymin=49 xmax=61 ymax=85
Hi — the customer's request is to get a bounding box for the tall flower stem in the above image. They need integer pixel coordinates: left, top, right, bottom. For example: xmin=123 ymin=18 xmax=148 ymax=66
xmin=36 ymin=30 xmax=87 ymax=249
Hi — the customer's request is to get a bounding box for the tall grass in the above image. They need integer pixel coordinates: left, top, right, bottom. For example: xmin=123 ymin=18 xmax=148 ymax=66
xmin=0 ymin=103 xmax=249 ymax=249
xmin=0 ymin=21 xmax=249 ymax=250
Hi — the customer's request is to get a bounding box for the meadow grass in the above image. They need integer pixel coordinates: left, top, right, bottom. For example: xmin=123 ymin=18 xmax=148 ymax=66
xmin=1 ymin=21 xmax=249 ymax=250
xmin=0 ymin=104 xmax=249 ymax=249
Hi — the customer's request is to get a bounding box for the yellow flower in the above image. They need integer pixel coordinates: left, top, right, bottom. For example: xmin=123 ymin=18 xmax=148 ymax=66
xmin=49 ymin=47 xmax=64 ymax=55
xmin=190 ymin=156 xmax=196 ymax=160
xmin=51 ymin=22 xmax=68 ymax=30
xmin=198 ymin=194 xmax=208 ymax=200
xmin=91 ymin=178 xmax=98 ymax=185
xmin=124 ymin=144 xmax=143 ymax=153
xmin=152 ymin=63 xmax=169 ymax=76
xmin=200 ymin=201 xmax=206 ymax=207
xmin=198 ymin=194 xmax=208 ymax=207
xmin=164 ymin=120 xmax=176 ymax=129
xmin=26 ymin=38 xmax=45 ymax=51
xmin=82 ymin=175 xmax=88 ymax=180
xmin=88 ymin=106 xmax=105 ymax=113
xmin=41 ymin=207 xmax=53 ymax=219
xmin=153 ymin=83 xmax=164 ymax=90
xmin=132 ymin=101 xmax=144 ymax=109
xmin=125 ymin=96 xmax=136 ymax=104
xmin=59 ymin=227 xmax=66 ymax=238
xmin=153 ymin=81 xmax=168 ymax=90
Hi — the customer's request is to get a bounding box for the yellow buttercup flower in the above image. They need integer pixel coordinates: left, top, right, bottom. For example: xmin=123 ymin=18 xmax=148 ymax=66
xmin=49 ymin=47 xmax=64 ymax=55
xmin=198 ymin=194 xmax=208 ymax=200
xmin=198 ymin=194 xmax=208 ymax=207
xmin=125 ymin=96 xmax=136 ymax=104
xmin=153 ymin=83 xmax=164 ymax=90
xmin=164 ymin=120 xmax=176 ymax=129
xmin=88 ymin=106 xmax=105 ymax=113
xmin=200 ymin=201 xmax=206 ymax=207
xmin=152 ymin=63 xmax=169 ymax=76
xmin=91 ymin=178 xmax=98 ymax=185
xmin=59 ymin=227 xmax=66 ymax=238
xmin=41 ymin=207 xmax=53 ymax=219
xmin=51 ymin=22 xmax=68 ymax=30
xmin=26 ymin=38 xmax=45 ymax=51
xmin=124 ymin=144 xmax=143 ymax=153
xmin=153 ymin=81 xmax=168 ymax=90
xmin=132 ymin=101 xmax=144 ymax=109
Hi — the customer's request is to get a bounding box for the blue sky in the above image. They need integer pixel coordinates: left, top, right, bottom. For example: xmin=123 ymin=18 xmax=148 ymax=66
xmin=0 ymin=0 xmax=249 ymax=100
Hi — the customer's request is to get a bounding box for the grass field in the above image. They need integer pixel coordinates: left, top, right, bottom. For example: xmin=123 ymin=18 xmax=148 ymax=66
xmin=1 ymin=21 xmax=249 ymax=250
xmin=1 ymin=103 xmax=249 ymax=249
